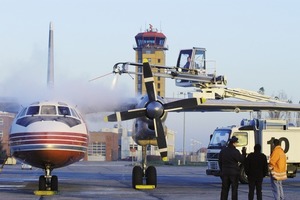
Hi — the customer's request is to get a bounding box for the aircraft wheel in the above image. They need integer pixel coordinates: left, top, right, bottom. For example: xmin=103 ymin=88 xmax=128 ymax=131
xmin=39 ymin=175 xmax=46 ymax=190
xmin=146 ymin=166 xmax=157 ymax=187
xmin=51 ymin=175 xmax=58 ymax=191
xmin=132 ymin=166 xmax=143 ymax=189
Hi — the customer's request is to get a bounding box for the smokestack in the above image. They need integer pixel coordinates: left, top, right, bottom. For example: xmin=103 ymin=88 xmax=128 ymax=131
xmin=47 ymin=22 xmax=54 ymax=89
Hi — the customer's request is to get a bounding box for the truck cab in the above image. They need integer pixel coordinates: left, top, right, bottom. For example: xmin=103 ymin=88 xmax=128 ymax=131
xmin=206 ymin=125 xmax=254 ymax=183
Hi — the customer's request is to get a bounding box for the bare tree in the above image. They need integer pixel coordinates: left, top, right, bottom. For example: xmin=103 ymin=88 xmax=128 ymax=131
xmin=267 ymin=90 xmax=294 ymax=124
xmin=256 ymin=87 xmax=265 ymax=119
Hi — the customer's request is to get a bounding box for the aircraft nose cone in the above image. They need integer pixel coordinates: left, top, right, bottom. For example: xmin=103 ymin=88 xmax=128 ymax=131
xmin=146 ymin=101 xmax=164 ymax=119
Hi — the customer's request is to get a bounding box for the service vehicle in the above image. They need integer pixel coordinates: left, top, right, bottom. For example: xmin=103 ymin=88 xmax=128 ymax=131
xmin=206 ymin=118 xmax=300 ymax=183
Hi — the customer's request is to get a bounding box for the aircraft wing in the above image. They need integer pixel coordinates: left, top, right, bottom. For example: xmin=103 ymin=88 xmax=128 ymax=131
xmin=165 ymin=98 xmax=300 ymax=113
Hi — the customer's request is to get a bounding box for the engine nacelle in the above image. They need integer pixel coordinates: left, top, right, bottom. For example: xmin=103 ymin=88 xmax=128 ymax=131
xmin=135 ymin=95 xmax=168 ymax=124
xmin=132 ymin=95 xmax=168 ymax=145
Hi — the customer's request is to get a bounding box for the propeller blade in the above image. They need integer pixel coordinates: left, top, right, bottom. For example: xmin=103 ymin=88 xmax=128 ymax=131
xmin=104 ymin=108 xmax=146 ymax=122
xmin=153 ymin=117 xmax=168 ymax=161
xmin=143 ymin=61 xmax=157 ymax=102
xmin=164 ymin=97 xmax=206 ymax=111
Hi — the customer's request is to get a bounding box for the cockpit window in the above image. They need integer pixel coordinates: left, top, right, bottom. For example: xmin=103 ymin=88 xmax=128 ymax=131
xmin=41 ymin=105 xmax=56 ymax=115
xmin=17 ymin=107 xmax=27 ymax=118
xmin=58 ymin=106 xmax=71 ymax=116
xmin=70 ymin=108 xmax=80 ymax=118
xmin=26 ymin=106 xmax=40 ymax=115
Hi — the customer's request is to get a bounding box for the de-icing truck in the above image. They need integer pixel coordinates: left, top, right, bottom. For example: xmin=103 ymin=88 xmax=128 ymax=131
xmin=206 ymin=118 xmax=300 ymax=183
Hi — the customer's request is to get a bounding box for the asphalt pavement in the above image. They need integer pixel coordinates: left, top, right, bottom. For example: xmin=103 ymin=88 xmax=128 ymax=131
xmin=0 ymin=161 xmax=300 ymax=200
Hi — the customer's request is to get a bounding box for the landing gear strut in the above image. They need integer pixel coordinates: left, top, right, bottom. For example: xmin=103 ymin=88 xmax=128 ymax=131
xmin=38 ymin=166 xmax=58 ymax=191
xmin=132 ymin=145 xmax=157 ymax=189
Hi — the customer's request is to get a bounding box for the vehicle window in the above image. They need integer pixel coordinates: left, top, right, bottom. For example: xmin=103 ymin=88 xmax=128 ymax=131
xmin=26 ymin=106 xmax=40 ymax=115
xmin=209 ymin=130 xmax=230 ymax=147
xmin=194 ymin=49 xmax=205 ymax=70
xmin=58 ymin=106 xmax=71 ymax=116
xmin=41 ymin=105 xmax=56 ymax=115
xmin=177 ymin=49 xmax=192 ymax=68
xmin=232 ymin=132 xmax=248 ymax=146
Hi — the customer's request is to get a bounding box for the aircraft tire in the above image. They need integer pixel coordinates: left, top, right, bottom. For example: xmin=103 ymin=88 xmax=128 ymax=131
xmin=132 ymin=166 xmax=143 ymax=189
xmin=51 ymin=175 xmax=58 ymax=191
xmin=146 ymin=166 xmax=157 ymax=187
xmin=39 ymin=175 xmax=46 ymax=190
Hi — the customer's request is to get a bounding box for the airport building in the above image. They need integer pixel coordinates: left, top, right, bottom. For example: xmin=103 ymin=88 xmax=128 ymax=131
xmin=0 ymin=112 xmax=15 ymax=156
xmin=87 ymin=129 xmax=119 ymax=161
xmin=133 ymin=24 xmax=168 ymax=97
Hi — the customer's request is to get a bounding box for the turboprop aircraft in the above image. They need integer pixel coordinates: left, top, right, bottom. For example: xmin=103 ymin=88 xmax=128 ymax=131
xmin=8 ymin=22 xmax=89 ymax=193
xmin=104 ymin=60 xmax=300 ymax=189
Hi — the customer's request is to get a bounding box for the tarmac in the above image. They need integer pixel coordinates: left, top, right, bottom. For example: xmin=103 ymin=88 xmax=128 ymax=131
xmin=0 ymin=161 xmax=300 ymax=200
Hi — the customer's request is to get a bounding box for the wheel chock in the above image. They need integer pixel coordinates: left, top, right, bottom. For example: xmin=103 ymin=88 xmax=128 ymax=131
xmin=135 ymin=185 xmax=156 ymax=190
xmin=34 ymin=190 xmax=58 ymax=196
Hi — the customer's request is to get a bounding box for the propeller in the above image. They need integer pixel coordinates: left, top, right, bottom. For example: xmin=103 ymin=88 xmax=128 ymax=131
xmin=104 ymin=60 xmax=206 ymax=161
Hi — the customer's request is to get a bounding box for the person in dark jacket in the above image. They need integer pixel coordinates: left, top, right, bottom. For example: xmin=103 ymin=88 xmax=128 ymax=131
xmin=219 ymin=136 xmax=246 ymax=200
xmin=244 ymin=144 xmax=268 ymax=200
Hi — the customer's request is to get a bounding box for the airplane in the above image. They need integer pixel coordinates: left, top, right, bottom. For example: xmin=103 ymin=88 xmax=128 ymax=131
xmin=104 ymin=58 xmax=300 ymax=189
xmin=8 ymin=22 xmax=89 ymax=193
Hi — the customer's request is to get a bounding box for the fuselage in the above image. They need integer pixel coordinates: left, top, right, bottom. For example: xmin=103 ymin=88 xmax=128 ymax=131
xmin=9 ymin=101 xmax=88 ymax=170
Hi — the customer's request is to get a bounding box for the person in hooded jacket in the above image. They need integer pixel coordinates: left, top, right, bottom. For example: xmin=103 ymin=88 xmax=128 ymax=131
xmin=244 ymin=144 xmax=268 ymax=200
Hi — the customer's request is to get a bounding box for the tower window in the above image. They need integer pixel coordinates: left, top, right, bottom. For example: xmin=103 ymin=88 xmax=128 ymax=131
xmin=158 ymin=59 xmax=161 ymax=63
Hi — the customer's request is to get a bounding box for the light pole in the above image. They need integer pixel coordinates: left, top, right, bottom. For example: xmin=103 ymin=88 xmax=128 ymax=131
xmin=183 ymin=111 xmax=186 ymax=165
xmin=178 ymin=92 xmax=186 ymax=165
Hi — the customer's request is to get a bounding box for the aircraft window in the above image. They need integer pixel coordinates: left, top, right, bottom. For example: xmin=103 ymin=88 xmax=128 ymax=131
xmin=70 ymin=108 xmax=79 ymax=118
xmin=27 ymin=106 xmax=40 ymax=115
xmin=17 ymin=107 xmax=27 ymax=118
xmin=58 ymin=106 xmax=71 ymax=116
xmin=41 ymin=105 xmax=57 ymax=115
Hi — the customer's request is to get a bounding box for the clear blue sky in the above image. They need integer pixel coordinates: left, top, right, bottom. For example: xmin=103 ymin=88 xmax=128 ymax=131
xmin=1 ymin=0 xmax=300 ymax=151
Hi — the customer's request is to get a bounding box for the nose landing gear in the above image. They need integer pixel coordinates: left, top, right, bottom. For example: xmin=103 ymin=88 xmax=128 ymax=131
xmin=132 ymin=146 xmax=157 ymax=190
xmin=34 ymin=167 xmax=58 ymax=196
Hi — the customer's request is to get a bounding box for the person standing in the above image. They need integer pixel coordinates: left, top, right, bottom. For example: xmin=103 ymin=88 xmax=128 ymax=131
xmin=219 ymin=136 xmax=246 ymax=200
xmin=269 ymin=139 xmax=287 ymax=200
xmin=244 ymin=144 xmax=268 ymax=200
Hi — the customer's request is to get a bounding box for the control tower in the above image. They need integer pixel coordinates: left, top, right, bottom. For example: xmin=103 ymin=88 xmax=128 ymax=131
xmin=133 ymin=24 xmax=168 ymax=97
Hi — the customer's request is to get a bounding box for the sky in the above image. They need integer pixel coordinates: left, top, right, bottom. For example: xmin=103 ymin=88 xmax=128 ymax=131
xmin=0 ymin=0 xmax=300 ymax=152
